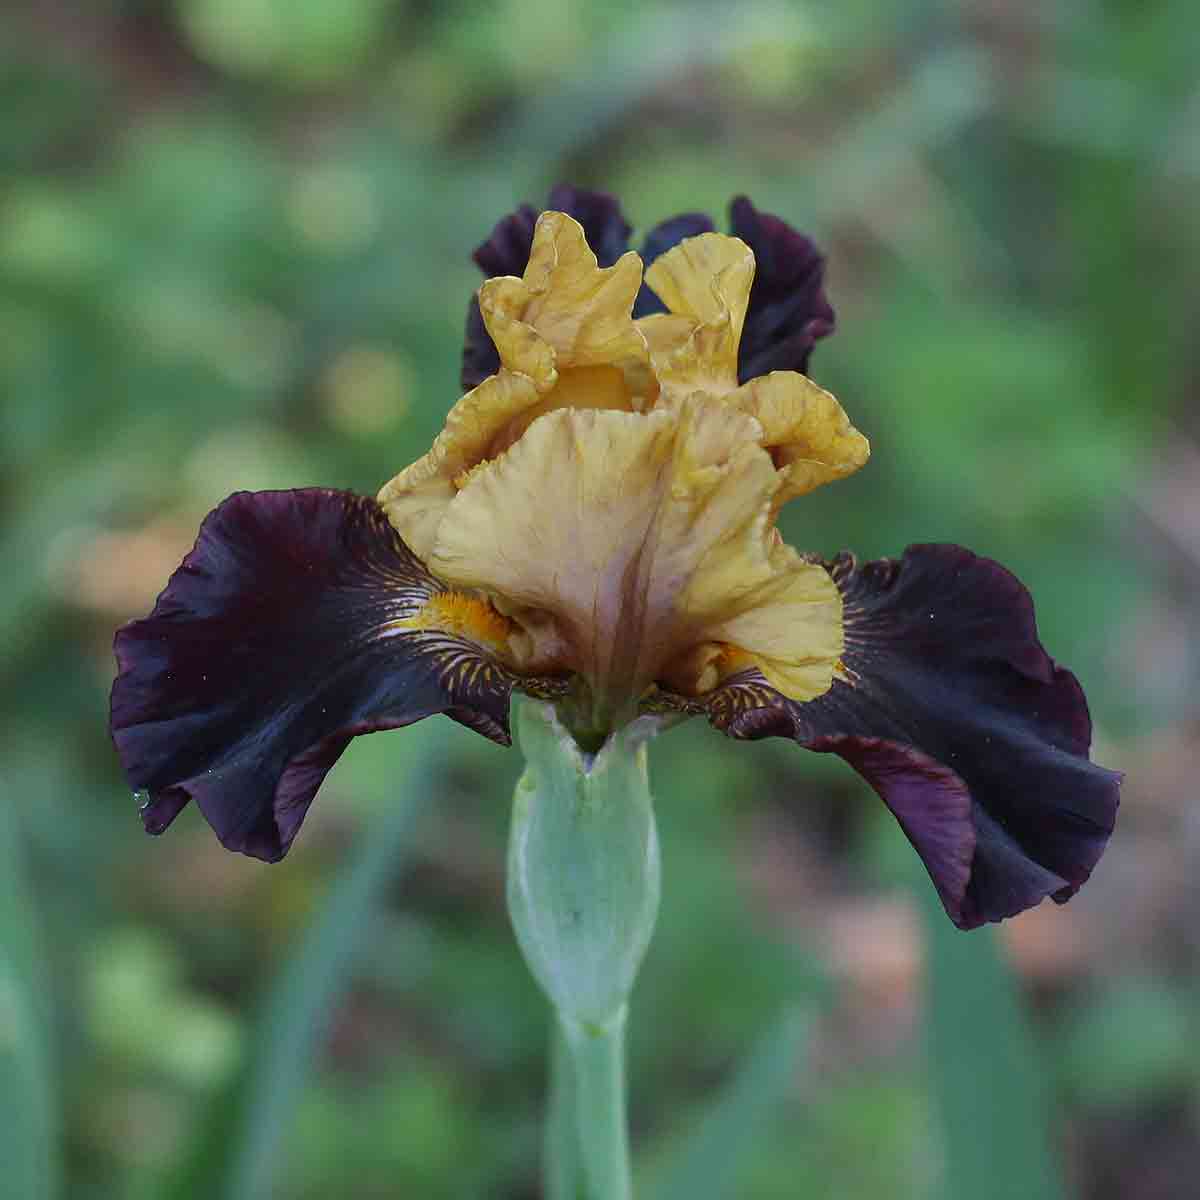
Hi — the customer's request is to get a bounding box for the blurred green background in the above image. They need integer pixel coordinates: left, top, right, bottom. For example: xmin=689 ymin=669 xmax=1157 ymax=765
xmin=3 ymin=1 xmax=1198 ymax=1197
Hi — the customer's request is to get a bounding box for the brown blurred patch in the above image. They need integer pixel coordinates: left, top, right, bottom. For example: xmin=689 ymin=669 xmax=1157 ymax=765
xmin=60 ymin=517 xmax=198 ymax=619
xmin=1001 ymin=901 xmax=1092 ymax=983
xmin=821 ymin=897 xmax=921 ymax=1059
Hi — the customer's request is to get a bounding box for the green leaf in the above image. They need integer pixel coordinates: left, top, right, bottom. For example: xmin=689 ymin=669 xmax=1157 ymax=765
xmin=1055 ymin=975 xmax=1193 ymax=1108
xmin=919 ymin=885 xmax=1064 ymax=1200
xmin=647 ymin=1008 xmax=809 ymax=1200
xmin=0 ymin=801 xmax=58 ymax=1200
xmin=164 ymin=720 xmax=458 ymax=1200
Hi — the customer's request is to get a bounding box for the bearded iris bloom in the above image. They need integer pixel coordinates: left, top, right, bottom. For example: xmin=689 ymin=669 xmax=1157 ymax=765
xmin=110 ymin=186 xmax=1119 ymax=930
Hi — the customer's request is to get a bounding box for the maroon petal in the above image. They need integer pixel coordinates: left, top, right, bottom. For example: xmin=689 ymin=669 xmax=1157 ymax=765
xmin=729 ymin=195 xmax=835 ymax=382
xmin=461 ymin=187 xmax=633 ymax=390
xmin=111 ymin=489 xmax=517 ymax=862
xmin=707 ymin=545 xmax=1120 ymax=929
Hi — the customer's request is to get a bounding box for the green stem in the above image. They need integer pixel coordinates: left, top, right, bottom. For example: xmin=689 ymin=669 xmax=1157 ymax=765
xmin=561 ymin=1008 xmax=632 ymax=1200
xmin=544 ymin=1020 xmax=582 ymax=1200
xmin=507 ymin=697 xmax=660 ymax=1200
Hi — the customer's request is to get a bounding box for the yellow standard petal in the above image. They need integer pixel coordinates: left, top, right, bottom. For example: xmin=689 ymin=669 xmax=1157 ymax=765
xmin=426 ymin=395 xmax=843 ymax=727
xmin=637 ymin=232 xmax=755 ymax=397
xmin=378 ymin=369 xmax=540 ymax=560
xmin=636 ymin=230 xmax=870 ymax=502
xmin=480 ymin=211 xmax=651 ymax=388
xmin=378 ymin=211 xmax=654 ymax=560
xmin=731 ymin=370 xmax=871 ymax=508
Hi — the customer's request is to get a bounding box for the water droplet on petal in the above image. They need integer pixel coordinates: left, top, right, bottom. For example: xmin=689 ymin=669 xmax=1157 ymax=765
xmin=134 ymin=790 xmax=150 ymax=813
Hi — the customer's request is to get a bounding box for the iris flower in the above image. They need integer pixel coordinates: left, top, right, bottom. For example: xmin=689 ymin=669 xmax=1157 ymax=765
xmin=110 ymin=186 xmax=1119 ymax=930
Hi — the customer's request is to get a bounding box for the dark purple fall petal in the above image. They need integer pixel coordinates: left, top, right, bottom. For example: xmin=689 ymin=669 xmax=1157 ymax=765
xmin=728 ymin=195 xmax=835 ymax=381
xmin=707 ymin=545 xmax=1120 ymax=929
xmin=461 ymin=188 xmax=633 ymax=390
xmin=111 ymin=489 xmax=516 ymax=862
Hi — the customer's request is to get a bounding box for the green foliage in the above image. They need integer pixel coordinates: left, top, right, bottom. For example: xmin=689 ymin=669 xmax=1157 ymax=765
xmin=1055 ymin=976 xmax=1195 ymax=1109
xmin=180 ymin=0 xmax=395 ymax=84
xmin=920 ymin=887 xmax=1061 ymax=1200
xmin=163 ymin=722 xmax=455 ymax=1200
xmin=0 ymin=803 xmax=58 ymax=1200
xmin=645 ymin=1009 xmax=809 ymax=1200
